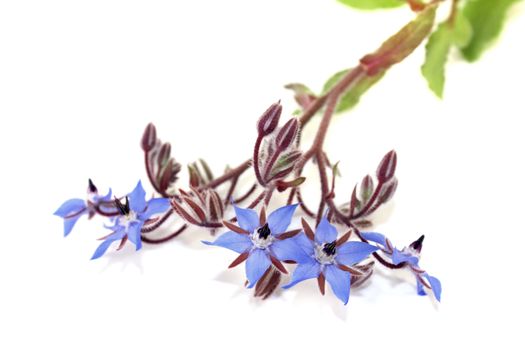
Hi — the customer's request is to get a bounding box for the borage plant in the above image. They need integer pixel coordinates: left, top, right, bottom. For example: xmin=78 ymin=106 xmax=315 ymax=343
xmin=55 ymin=0 xmax=519 ymax=304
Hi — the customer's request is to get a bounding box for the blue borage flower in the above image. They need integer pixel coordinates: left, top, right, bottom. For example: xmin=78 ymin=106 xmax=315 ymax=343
xmin=91 ymin=181 xmax=170 ymax=259
xmin=361 ymin=232 xmax=442 ymax=301
xmin=280 ymin=217 xmax=378 ymax=305
xmin=54 ymin=179 xmax=112 ymax=237
xmin=203 ymin=204 xmax=301 ymax=287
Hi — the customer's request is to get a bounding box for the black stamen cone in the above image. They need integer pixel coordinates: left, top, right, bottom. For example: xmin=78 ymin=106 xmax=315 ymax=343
xmin=410 ymin=234 xmax=425 ymax=253
xmin=88 ymin=178 xmax=98 ymax=193
xmin=257 ymin=223 xmax=271 ymax=239
xmin=322 ymin=241 xmax=337 ymax=256
xmin=114 ymin=196 xmax=130 ymax=216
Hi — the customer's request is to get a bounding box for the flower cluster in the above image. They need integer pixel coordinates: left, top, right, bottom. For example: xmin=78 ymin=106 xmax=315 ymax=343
xmin=203 ymin=204 xmax=441 ymax=304
xmin=55 ymin=99 xmax=442 ymax=306
xmin=55 ymin=180 xmax=170 ymax=259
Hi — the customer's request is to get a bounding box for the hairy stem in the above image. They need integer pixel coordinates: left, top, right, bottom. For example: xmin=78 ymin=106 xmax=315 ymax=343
xmin=203 ymin=160 xmax=252 ymax=190
xmin=141 ymin=224 xmax=188 ymax=244
xmin=141 ymin=209 xmax=174 ymax=233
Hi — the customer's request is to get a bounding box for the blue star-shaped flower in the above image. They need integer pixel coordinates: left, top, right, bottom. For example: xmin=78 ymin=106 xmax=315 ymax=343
xmin=91 ymin=181 xmax=170 ymax=260
xmin=54 ymin=179 xmax=112 ymax=237
xmin=280 ymin=217 xmax=378 ymax=305
xmin=203 ymin=204 xmax=300 ymax=288
xmin=361 ymin=232 xmax=442 ymax=301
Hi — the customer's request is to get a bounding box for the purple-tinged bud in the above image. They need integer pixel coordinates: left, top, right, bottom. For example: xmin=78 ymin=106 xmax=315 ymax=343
xmin=141 ymin=123 xmax=157 ymax=152
xmin=159 ymin=159 xmax=174 ymax=193
xmin=206 ymin=190 xmax=224 ymax=223
xmin=275 ymin=118 xmax=299 ymax=151
xmin=188 ymin=165 xmax=202 ymax=188
xmin=88 ymin=178 xmax=98 ymax=193
xmin=409 ymin=235 xmax=425 ymax=254
xmin=376 ymin=150 xmax=397 ymax=183
xmin=257 ymin=102 xmax=282 ymax=136
xmin=360 ymin=175 xmax=374 ymax=203
xmin=377 ymin=177 xmax=398 ymax=205
xmin=157 ymin=143 xmax=171 ymax=169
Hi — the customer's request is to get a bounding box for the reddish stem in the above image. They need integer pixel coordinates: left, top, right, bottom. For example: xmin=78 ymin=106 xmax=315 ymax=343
xmin=141 ymin=224 xmax=188 ymax=244
xmin=253 ymin=135 xmax=265 ymax=185
xmin=204 ymin=160 xmax=252 ymax=189
xmin=141 ymin=209 xmax=174 ymax=233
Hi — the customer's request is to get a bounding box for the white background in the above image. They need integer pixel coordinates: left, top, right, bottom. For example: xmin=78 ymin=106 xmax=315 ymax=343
xmin=1 ymin=1 xmax=524 ymax=349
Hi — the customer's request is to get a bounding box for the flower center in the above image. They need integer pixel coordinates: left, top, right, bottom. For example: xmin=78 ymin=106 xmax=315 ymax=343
xmin=315 ymin=241 xmax=337 ymax=265
xmin=115 ymin=196 xmax=131 ymax=216
xmin=119 ymin=210 xmax=138 ymax=228
xmin=114 ymin=196 xmax=138 ymax=228
xmin=251 ymin=223 xmax=274 ymax=249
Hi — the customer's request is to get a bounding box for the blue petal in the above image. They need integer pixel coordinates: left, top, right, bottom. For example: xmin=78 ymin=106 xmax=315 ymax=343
xmin=140 ymin=198 xmax=170 ymax=219
xmin=202 ymin=231 xmax=252 ymax=253
xmin=91 ymin=231 xmax=126 ymax=260
xmin=267 ymin=204 xmax=298 ymax=236
xmin=325 ymin=264 xmax=351 ymax=305
xmin=129 ymin=180 xmax=147 ymax=213
xmin=282 ymin=261 xmax=321 ymax=289
xmin=315 ymin=217 xmax=338 ymax=244
xmin=246 ymin=249 xmax=271 ymax=288
xmin=360 ymin=232 xmax=387 ymax=247
xmin=292 ymin=233 xmax=315 ymax=257
xmin=336 ymin=241 xmax=378 ymax=266
xmin=126 ymin=221 xmax=143 ymax=251
xmin=427 ymin=274 xmax=442 ymax=302
xmin=416 ymin=279 xmax=427 ymax=296
xmin=392 ymin=249 xmax=419 ymax=265
xmin=97 ymin=188 xmax=113 ymax=202
xmin=54 ymin=198 xmax=86 ymax=218
xmin=233 ymin=205 xmax=260 ymax=233
xmin=271 ymin=236 xmax=315 ymax=264
xmin=63 ymin=215 xmax=83 ymax=237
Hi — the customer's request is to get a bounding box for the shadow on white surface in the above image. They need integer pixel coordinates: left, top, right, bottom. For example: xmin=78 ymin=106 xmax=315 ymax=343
xmin=97 ymin=244 xmax=144 ymax=274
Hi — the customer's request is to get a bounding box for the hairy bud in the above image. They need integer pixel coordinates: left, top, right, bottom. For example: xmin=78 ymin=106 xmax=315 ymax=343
xmin=376 ymin=150 xmax=397 ymax=183
xmin=141 ymin=123 xmax=157 ymax=152
xmin=257 ymin=102 xmax=282 ymax=136
xmin=275 ymin=118 xmax=299 ymax=151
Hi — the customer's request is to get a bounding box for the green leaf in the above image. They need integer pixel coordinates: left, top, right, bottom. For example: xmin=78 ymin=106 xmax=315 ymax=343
xmin=337 ymin=0 xmax=405 ymax=10
xmin=452 ymin=11 xmax=473 ymax=48
xmin=322 ymin=69 xmax=385 ymax=113
xmin=322 ymin=70 xmax=348 ymax=94
xmin=421 ymin=11 xmax=473 ymax=98
xmin=421 ymin=24 xmax=452 ymax=98
xmin=360 ymin=5 xmax=437 ymax=75
xmin=461 ymin=0 xmax=521 ymax=62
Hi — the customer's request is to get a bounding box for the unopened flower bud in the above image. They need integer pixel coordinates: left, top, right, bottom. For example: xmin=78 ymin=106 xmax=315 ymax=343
xmin=141 ymin=123 xmax=157 ymax=152
xmin=377 ymin=177 xmax=398 ymax=205
xmin=257 ymin=102 xmax=282 ymax=136
xmin=275 ymin=118 xmax=299 ymax=151
xmin=157 ymin=143 xmax=171 ymax=169
xmin=206 ymin=190 xmax=224 ymax=223
xmin=188 ymin=165 xmax=202 ymax=188
xmin=376 ymin=150 xmax=397 ymax=183
xmin=360 ymin=175 xmax=374 ymax=203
